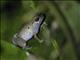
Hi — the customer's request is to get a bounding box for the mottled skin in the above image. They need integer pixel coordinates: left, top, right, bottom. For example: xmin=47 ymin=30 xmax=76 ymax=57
xmin=12 ymin=13 xmax=46 ymax=49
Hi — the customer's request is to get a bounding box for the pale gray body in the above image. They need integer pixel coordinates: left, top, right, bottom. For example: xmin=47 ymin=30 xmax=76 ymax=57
xmin=12 ymin=13 xmax=45 ymax=49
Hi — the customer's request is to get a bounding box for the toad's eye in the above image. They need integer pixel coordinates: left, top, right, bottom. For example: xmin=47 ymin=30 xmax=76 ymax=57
xmin=35 ymin=13 xmax=45 ymax=22
xmin=28 ymin=26 xmax=30 ymax=29
xmin=35 ymin=13 xmax=43 ymax=22
xmin=35 ymin=17 xmax=39 ymax=22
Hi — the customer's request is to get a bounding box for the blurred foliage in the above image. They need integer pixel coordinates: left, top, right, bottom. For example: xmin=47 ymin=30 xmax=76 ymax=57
xmin=0 ymin=0 xmax=80 ymax=60
xmin=1 ymin=40 xmax=26 ymax=60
